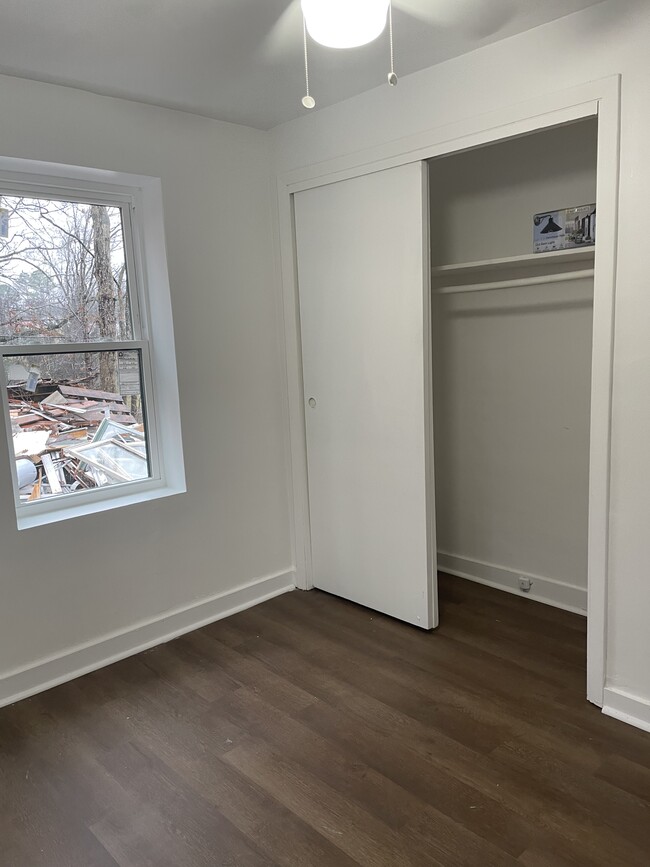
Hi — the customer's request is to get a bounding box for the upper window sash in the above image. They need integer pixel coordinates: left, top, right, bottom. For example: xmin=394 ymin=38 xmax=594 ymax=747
xmin=0 ymin=191 xmax=145 ymax=347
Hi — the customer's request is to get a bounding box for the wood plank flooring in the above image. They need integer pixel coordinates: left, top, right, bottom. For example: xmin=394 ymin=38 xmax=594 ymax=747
xmin=1 ymin=573 xmax=649 ymax=866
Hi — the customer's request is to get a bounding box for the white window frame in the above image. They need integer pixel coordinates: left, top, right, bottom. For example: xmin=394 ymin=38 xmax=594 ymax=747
xmin=0 ymin=156 xmax=186 ymax=529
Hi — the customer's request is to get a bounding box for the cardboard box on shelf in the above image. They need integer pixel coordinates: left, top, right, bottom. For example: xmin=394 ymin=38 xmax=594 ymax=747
xmin=533 ymin=204 xmax=596 ymax=253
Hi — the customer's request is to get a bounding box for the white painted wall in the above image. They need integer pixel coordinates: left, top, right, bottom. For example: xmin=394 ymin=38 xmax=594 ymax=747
xmin=0 ymin=75 xmax=292 ymax=699
xmin=271 ymin=0 xmax=650 ymax=718
xmin=431 ymin=123 xmax=596 ymax=610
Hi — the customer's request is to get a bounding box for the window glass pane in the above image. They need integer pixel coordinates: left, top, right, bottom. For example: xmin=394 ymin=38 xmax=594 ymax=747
xmin=69 ymin=440 xmax=149 ymax=484
xmin=4 ymin=349 xmax=150 ymax=502
xmin=0 ymin=195 xmax=132 ymax=344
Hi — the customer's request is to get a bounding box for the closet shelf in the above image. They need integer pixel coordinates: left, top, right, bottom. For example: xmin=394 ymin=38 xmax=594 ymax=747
xmin=431 ymin=246 xmax=595 ymax=278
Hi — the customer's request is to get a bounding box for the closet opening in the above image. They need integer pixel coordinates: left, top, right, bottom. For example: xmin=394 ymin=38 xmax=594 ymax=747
xmin=428 ymin=118 xmax=597 ymax=633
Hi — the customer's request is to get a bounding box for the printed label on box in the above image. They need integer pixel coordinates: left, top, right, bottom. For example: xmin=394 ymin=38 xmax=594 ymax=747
xmin=534 ymin=210 xmax=566 ymax=253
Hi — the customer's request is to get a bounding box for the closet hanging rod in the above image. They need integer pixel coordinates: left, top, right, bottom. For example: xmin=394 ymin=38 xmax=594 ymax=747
xmin=436 ymin=269 xmax=595 ymax=295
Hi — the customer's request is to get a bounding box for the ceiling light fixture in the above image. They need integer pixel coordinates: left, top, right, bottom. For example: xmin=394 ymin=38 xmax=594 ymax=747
xmin=300 ymin=0 xmax=397 ymax=110
xmin=301 ymin=0 xmax=390 ymax=49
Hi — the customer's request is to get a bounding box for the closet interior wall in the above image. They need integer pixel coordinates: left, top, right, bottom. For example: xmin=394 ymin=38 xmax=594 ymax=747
xmin=429 ymin=120 xmax=598 ymax=613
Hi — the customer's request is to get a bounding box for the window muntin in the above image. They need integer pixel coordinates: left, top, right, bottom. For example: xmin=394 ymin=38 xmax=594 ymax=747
xmin=1 ymin=189 xmax=157 ymax=512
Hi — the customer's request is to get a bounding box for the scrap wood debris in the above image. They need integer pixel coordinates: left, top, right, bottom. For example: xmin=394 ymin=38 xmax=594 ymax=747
xmin=9 ymin=381 xmax=147 ymax=500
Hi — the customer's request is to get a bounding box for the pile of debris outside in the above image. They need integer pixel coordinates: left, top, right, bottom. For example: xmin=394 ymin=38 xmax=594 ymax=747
xmin=9 ymin=382 xmax=148 ymax=501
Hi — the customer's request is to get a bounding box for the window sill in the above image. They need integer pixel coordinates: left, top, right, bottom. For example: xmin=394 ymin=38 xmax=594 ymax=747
xmin=16 ymin=480 xmax=187 ymax=530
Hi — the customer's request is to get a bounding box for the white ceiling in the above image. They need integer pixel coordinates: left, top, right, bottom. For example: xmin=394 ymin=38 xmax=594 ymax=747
xmin=0 ymin=0 xmax=606 ymax=130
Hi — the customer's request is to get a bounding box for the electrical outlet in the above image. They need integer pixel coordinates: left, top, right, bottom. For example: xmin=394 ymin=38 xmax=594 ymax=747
xmin=518 ymin=576 xmax=532 ymax=593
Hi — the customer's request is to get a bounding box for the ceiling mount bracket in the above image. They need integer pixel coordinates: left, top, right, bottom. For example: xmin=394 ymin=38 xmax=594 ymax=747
xmin=301 ymin=15 xmax=316 ymax=109
xmin=387 ymin=0 xmax=398 ymax=86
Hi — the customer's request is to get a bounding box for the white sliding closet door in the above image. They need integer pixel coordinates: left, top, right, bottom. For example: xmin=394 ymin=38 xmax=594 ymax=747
xmin=294 ymin=162 xmax=437 ymax=629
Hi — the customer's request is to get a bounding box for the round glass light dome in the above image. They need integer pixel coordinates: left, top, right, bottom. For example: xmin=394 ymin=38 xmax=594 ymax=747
xmin=301 ymin=0 xmax=391 ymax=49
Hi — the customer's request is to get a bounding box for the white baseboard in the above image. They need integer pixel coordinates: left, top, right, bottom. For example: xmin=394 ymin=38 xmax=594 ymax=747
xmin=0 ymin=569 xmax=295 ymax=709
xmin=438 ymin=552 xmax=587 ymax=615
xmin=602 ymin=687 xmax=650 ymax=734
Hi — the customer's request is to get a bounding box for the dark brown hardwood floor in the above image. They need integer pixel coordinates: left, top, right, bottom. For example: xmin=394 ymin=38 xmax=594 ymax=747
xmin=1 ymin=574 xmax=649 ymax=867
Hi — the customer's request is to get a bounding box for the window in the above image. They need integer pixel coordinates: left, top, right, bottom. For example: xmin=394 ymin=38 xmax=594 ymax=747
xmin=0 ymin=159 xmax=185 ymax=528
